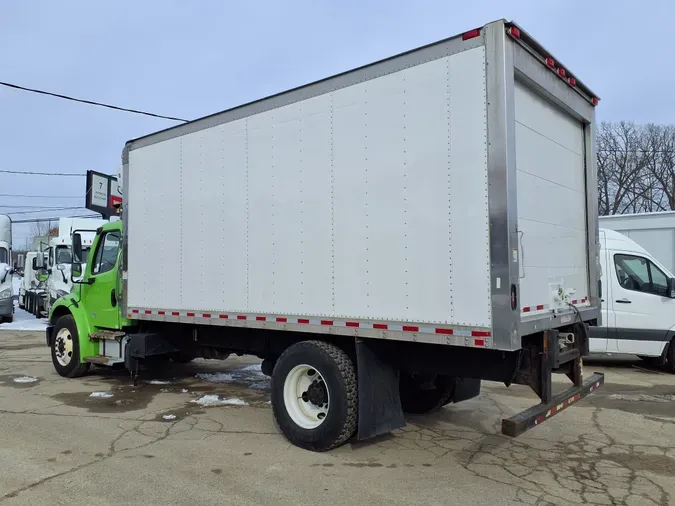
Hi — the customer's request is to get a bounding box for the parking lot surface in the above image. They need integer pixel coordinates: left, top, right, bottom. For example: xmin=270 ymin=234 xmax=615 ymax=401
xmin=1 ymin=329 xmax=674 ymax=505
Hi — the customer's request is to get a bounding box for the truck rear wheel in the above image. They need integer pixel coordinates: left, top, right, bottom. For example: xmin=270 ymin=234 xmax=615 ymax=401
xmin=271 ymin=341 xmax=357 ymax=452
xmin=399 ymin=373 xmax=455 ymax=414
xmin=51 ymin=315 xmax=91 ymax=378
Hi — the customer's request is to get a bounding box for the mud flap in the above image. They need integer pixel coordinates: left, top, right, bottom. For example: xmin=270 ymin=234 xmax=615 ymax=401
xmin=355 ymin=338 xmax=406 ymax=440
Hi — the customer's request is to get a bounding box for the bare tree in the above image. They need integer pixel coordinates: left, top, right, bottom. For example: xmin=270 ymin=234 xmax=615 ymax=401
xmin=597 ymin=122 xmax=675 ymax=216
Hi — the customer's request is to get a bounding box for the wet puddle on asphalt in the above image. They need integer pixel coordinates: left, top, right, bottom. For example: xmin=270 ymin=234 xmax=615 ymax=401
xmin=47 ymin=362 xmax=271 ymax=419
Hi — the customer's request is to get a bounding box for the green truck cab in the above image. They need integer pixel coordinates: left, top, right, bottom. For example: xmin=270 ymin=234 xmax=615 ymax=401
xmin=46 ymin=220 xmax=134 ymax=377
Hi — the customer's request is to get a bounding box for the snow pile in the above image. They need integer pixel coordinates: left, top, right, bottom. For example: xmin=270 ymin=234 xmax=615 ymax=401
xmin=0 ymin=296 xmax=49 ymax=331
xmin=147 ymin=379 xmax=171 ymax=385
xmin=12 ymin=376 xmax=38 ymax=384
xmin=195 ymin=372 xmax=234 ymax=383
xmin=162 ymin=414 xmax=177 ymax=420
xmin=191 ymin=395 xmax=248 ymax=407
xmin=90 ymin=392 xmax=114 ymax=398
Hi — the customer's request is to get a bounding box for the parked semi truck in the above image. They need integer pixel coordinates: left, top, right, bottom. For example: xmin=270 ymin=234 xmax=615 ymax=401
xmin=48 ymin=20 xmax=604 ymax=451
xmin=26 ymin=218 xmax=106 ymax=318
xmin=599 ymin=211 xmax=675 ymax=273
xmin=0 ymin=214 xmax=13 ymax=323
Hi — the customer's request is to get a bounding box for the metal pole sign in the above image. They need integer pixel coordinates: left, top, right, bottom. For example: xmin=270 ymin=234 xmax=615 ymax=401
xmin=85 ymin=170 xmax=122 ymax=219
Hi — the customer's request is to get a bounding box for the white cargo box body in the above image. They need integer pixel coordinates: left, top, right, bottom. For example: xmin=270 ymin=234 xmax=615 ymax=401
xmin=123 ymin=20 xmax=600 ymax=352
xmin=599 ymin=211 xmax=675 ymax=274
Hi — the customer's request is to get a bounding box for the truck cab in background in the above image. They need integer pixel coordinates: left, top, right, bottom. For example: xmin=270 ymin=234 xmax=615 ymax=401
xmin=0 ymin=215 xmax=14 ymax=323
xmin=590 ymin=229 xmax=675 ymax=370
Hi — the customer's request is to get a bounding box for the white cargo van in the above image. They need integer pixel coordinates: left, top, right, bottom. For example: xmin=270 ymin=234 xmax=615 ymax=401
xmin=590 ymin=229 xmax=675 ymax=370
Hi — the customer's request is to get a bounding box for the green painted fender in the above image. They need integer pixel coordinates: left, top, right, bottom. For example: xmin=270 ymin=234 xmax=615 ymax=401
xmin=49 ymin=290 xmax=97 ymax=362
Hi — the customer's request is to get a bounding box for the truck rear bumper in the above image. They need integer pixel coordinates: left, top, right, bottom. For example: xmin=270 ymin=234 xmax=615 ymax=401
xmin=501 ymin=372 xmax=604 ymax=437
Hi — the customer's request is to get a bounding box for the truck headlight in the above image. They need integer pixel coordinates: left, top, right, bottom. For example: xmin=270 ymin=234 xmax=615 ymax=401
xmin=0 ymin=289 xmax=11 ymax=300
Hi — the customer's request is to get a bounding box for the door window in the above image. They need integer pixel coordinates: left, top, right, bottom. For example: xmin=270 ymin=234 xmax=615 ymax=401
xmin=614 ymin=254 xmax=669 ymax=296
xmin=92 ymin=232 xmax=121 ymax=275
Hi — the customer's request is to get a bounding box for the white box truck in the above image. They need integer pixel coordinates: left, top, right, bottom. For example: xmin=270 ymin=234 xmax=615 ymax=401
xmin=0 ymin=214 xmax=13 ymax=323
xmin=599 ymin=211 xmax=675 ymax=273
xmin=48 ymin=20 xmax=605 ymax=451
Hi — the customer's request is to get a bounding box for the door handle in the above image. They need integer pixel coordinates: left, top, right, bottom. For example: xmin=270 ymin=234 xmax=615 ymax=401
xmin=111 ymin=290 xmax=117 ymax=307
xmin=615 ymin=298 xmax=631 ymax=304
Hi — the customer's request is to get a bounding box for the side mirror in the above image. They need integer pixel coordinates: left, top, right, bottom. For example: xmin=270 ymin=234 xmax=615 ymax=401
xmin=32 ymin=258 xmax=38 ymax=271
xmin=36 ymin=251 xmax=46 ymax=270
xmin=72 ymin=262 xmax=83 ymax=279
xmin=72 ymin=233 xmax=83 ymax=262
xmin=669 ymin=278 xmax=675 ymax=298
xmin=57 ymin=264 xmax=65 ymax=271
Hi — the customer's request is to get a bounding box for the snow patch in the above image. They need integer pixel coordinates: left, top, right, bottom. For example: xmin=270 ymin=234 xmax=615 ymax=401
xmin=162 ymin=414 xmax=177 ymax=420
xmin=13 ymin=376 xmax=38 ymax=384
xmin=241 ymin=364 xmax=263 ymax=373
xmin=0 ymin=303 xmax=48 ymax=331
xmin=147 ymin=380 xmax=171 ymax=385
xmin=195 ymin=372 xmax=234 ymax=383
xmin=90 ymin=392 xmax=114 ymax=398
xmin=181 ymin=389 xmax=189 ymax=393
xmin=191 ymin=395 xmax=248 ymax=407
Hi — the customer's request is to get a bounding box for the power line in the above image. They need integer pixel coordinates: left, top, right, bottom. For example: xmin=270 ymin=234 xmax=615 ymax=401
xmin=0 ymin=169 xmax=85 ymax=177
xmin=6 ymin=206 xmax=85 ymax=215
xmin=11 ymin=214 xmax=101 ymax=224
xmin=0 ymin=80 xmax=189 ymax=123
xmin=0 ymin=205 xmax=82 ymax=209
xmin=0 ymin=193 xmax=80 ymax=199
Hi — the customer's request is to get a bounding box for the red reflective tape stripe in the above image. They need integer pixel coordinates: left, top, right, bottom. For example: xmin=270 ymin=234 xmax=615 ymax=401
xmin=219 ymin=314 xmax=228 ymax=319
xmin=435 ymin=328 xmax=453 ymax=335
xmin=321 ymin=320 xmax=333 ymax=326
xmin=535 ymin=416 xmax=545 ymax=424
xmin=237 ymin=315 xmax=247 ymax=320
xmin=298 ymin=319 xmax=310 ymax=324
xmin=132 ymin=309 xmax=139 ymax=314
xmin=373 ymin=323 xmax=388 ymax=330
xmin=474 ymin=339 xmax=485 ymax=347
xmin=256 ymin=316 xmax=266 ymax=321
xmin=276 ymin=317 xmax=287 ymax=323
xmin=186 ymin=312 xmax=195 ymax=317
xmin=145 ymin=310 xmax=152 ymax=315
xmin=471 ymin=331 xmax=491 ymax=337
xmin=346 ymin=322 xmax=359 ymax=328
xmin=172 ymin=312 xmax=180 ymax=316
xmin=202 ymin=313 xmax=211 ymax=318
xmin=523 ymin=307 xmax=531 ymax=313
xmin=402 ymin=325 xmax=419 ymax=332
xmin=158 ymin=311 xmax=165 ymax=316
xmin=536 ymin=305 xmax=545 ymax=311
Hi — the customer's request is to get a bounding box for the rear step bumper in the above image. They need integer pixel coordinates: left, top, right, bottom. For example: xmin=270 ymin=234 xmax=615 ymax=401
xmin=501 ymin=372 xmax=604 ymax=437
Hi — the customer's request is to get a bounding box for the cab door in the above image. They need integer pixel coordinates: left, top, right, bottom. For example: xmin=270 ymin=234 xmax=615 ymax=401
xmin=81 ymin=230 xmax=122 ymax=330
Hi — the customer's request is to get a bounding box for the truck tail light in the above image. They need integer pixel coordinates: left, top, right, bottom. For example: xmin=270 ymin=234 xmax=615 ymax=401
xmin=507 ymin=26 xmax=521 ymax=39
xmin=462 ymin=29 xmax=481 ymax=41
xmin=546 ymin=57 xmax=555 ymax=68
xmin=557 ymin=68 xmax=566 ymax=78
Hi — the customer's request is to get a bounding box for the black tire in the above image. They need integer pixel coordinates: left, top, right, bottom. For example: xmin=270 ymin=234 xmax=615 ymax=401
xmin=399 ymin=373 xmax=455 ymax=414
xmin=666 ymin=341 xmax=675 ymax=373
xmin=271 ymin=340 xmax=357 ymax=452
xmin=51 ymin=315 xmax=91 ymax=378
xmin=170 ymin=352 xmax=195 ymax=364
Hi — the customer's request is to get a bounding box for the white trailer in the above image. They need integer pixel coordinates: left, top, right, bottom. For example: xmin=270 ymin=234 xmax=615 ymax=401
xmin=50 ymin=19 xmax=604 ymax=450
xmin=599 ymin=211 xmax=675 ymax=273
xmin=0 ymin=215 xmax=13 ymax=323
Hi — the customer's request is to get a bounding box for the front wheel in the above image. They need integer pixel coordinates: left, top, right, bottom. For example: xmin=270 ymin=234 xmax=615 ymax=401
xmin=666 ymin=340 xmax=675 ymax=373
xmin=271 ymin=341 xmax=357 ymax=452
xmin=51 ymin=315 xmax=91 ymax=378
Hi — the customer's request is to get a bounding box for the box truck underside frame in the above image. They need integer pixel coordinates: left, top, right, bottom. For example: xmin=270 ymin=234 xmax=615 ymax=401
xmin=47 ymin=20 xmax=603 ymax=450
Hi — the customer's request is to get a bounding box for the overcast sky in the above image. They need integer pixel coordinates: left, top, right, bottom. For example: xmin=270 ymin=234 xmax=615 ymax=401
xmin=1 ymin=0 xmax=674 ymax=248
